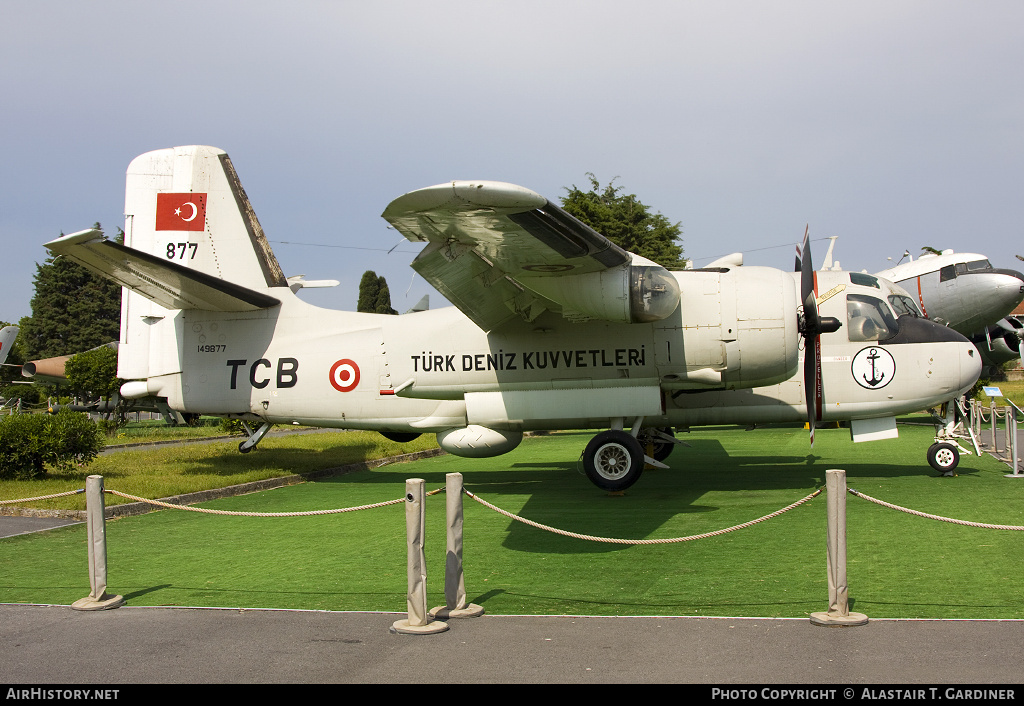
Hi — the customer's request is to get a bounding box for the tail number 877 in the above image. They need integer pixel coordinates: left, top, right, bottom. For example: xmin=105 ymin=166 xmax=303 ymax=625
xmin=167 ymin=243 xmax=198 ymax=260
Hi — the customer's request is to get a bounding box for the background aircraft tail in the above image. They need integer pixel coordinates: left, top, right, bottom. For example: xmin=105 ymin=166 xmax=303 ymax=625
xmin=0 ymin=326 xmax=18 ymax=366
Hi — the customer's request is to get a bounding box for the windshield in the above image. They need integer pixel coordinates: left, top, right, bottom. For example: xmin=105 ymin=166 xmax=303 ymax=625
xmin=847 ymin=294 xmax=899 ymax=341
xmin=888 ymin=294 xmax=922 ymax=318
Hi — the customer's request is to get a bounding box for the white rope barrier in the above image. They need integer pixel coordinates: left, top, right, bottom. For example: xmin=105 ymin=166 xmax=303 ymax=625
xmin=463 ymin=487 xmax=822 ymax=544
xmin=848 ymin=488 xmax=1024 ymax=530
xmin=101 ymin=488 xmax=443 ymax=517
xmin=0 ymin=489 xmax=85 ymax=505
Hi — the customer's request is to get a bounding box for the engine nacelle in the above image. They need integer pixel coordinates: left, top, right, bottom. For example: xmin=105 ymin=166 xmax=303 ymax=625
xmin=437 ymin=425 xmax=523 ymax=458
xmin=521 ymin=257 xmax=681 ymax=324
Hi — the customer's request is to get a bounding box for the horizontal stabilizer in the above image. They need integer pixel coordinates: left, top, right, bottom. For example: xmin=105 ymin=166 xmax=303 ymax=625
xmin=44 ymin=229 xmax=280 ymax=312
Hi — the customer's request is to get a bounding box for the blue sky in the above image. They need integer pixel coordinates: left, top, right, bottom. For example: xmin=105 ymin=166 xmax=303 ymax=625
xmin=3 ymin=1 xmax=1022 ymax=325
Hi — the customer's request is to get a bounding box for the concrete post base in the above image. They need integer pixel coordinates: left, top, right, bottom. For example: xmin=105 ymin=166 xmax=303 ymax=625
xmin=390 ymin=618 xmax=450 ymax=635
xmin=809 ymin=611 xmax=868 ymax=627
xmin=71 ymin=593 xmax=125 ymax=611
xmin=430 ymin=603 xmax=485 ymax=619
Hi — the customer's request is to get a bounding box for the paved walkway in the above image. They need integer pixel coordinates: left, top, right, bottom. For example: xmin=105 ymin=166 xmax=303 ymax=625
xmin=2 ymin=604 xmax=1022 ymax=684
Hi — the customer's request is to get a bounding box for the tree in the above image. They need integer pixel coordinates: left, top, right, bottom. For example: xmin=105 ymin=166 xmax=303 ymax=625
xmin=560 ymin=174 xmax=686 ymax=270
xmin=23 ymin=225 xmax=122 ymax=360
xmin=64 ymin=345 xmax=120 ymax=400
xmin=357 ymin=271 xmax=398 ymax=315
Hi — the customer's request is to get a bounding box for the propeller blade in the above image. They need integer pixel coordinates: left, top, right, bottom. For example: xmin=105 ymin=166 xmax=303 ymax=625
xmin=804 ymin=335 xmax=823 ymax=448
xmin=799 ymin=225 xmax=823 ymax=448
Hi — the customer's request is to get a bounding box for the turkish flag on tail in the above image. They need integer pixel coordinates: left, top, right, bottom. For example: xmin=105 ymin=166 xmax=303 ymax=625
xmin=155 ymin=193 xmax=207 ymax=231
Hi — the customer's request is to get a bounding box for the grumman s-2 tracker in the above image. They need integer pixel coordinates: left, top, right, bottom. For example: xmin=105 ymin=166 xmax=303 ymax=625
xmin=45 ymin=146 xmax=981 ymax=491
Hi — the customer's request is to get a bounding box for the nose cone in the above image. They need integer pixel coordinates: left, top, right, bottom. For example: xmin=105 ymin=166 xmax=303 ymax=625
xmin=956 ymin=342 xmax=983 ymax=397
xmin=986 ymin=269 xmax=1024 ymax=312
xmin=955 ymin=269 xmax=1024 ymax=335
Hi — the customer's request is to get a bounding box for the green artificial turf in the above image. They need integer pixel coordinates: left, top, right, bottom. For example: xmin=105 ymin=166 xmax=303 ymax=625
xmin=2 ymin=424 xmax=1022 ymax=619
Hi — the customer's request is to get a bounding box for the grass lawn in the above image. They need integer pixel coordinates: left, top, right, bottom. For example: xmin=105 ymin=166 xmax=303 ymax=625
xmin=2 ymin=422 xmax=1022 ymax=619
xmin=0 ymin=429 xmax=439 ymax=512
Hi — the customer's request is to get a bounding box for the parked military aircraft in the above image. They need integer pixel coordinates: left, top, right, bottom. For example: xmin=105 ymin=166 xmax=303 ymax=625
xmin=875 ymin=250 xmax=1024 ymax=373
xmin=43 ymin=146 xmax=981 ymax=490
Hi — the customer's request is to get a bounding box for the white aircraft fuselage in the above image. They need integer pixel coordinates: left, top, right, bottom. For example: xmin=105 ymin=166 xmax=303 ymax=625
xmin=876 ymin=251 xmax=1024 ymax=369
xmin=47 ymin=146 xmax=982 ymax=489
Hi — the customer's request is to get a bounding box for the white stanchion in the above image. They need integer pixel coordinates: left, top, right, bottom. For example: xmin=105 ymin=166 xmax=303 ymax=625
xmin=431 ymin=473 xmax=484 ymax=619
xmin=810 ymin=469 xmax=867 ymax=627
xmin=71 ymin=475 xmax=124 ymax=611
xmin=391 ymin=478 xmax=448 ymax=634
xmin=1006 ymin=404 xmax=1023 ymax=478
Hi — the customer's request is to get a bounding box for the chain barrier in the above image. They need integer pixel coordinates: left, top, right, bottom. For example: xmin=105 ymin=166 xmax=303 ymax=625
xmin=848 ymin=488 xmax=1024 ymax=530
xmin=463 ymin=487 xmax=822 ymax=544
xmin=101 ymin=487 xmax=443 ymax=517
xmin=0 ymin=489 xmax=85 ymax=505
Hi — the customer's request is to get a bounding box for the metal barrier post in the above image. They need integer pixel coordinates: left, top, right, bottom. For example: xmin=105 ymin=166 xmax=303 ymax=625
xmin=991 ymin=398 xmax=999 ymax=453
xmin=1007 ymin=404 xmax=1023 ymax=479
xmin=71 ymin=476 xmax=125 ymax=611
xmin=810 ymin=469 xmax=868 ymax=626
xmin=391 ymin=479 xmax=448 ymax=634
xmin=431 ymin=473 xmax=485 ymax=619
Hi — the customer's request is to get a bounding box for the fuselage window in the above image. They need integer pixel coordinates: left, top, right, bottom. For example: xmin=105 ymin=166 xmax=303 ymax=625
xmin=847 ymin=294 xmax=899 ymax=341
xmin=849 ymin=272 xmax=881 ymax=288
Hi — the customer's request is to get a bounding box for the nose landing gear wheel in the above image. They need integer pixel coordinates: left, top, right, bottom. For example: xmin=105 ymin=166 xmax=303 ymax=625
xmin=583 ymin=430 xmax=645 ymax=491
xmin=927 ymin=442 xmax=960 ymax=475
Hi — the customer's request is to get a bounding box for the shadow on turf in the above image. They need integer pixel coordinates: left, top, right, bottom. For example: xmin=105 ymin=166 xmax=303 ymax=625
xmin=302 ymin=433 xmax=975 ymax=556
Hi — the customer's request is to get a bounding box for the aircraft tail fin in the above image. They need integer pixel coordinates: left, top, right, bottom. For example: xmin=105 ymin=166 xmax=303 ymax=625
xmin=122 ymin=146 xmax=288 ymax=291
xmin=46 ymin=146 xmax=290 ymax=382
xmin=0 ymin=326 xmax=18 ymax=366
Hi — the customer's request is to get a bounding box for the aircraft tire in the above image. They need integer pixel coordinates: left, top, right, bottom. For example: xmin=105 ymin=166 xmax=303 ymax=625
xmin=583 ymin=430 xmax=644 ymax=491
xmin=238 ymin=442 xmax=253 ymax=454
xmin=927 ymin=442 xmax=959 ymax=474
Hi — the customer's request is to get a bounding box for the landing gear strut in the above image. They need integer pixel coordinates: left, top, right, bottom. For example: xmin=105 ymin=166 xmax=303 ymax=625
xmin=238 ymin=421 xmax=274 ymax=453
xmin=927 ymin=398 xmax=973 ymax=476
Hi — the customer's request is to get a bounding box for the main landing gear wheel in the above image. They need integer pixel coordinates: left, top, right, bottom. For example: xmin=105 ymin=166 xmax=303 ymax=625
xmin=927 ymin=442 xmax=960 ymax=475
xmin=583 ymin=430 xmax=645 ymax=492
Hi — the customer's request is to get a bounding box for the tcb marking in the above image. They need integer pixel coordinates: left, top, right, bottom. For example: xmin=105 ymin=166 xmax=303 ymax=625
xmin=227 ymin=358 xmax=299 ymax=389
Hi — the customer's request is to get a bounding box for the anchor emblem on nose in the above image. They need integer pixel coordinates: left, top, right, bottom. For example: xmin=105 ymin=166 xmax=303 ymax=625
xmin=852 ymin=346 xmax=896 ymax=390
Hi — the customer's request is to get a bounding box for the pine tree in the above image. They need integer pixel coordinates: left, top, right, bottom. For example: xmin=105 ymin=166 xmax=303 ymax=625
xmin=357 ymin=270 xmax=397 ymax=315
xmin=23 ymin=225 xmax=122 ymax=359
xmin=560 ymin=174 xmax=686 ymax=269
xmin=357 ymin=271 xmax=380 ymax=313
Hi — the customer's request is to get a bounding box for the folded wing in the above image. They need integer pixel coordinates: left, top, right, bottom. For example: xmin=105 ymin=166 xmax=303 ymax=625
xmin=383 ymin=181 xmax=679 ymax=332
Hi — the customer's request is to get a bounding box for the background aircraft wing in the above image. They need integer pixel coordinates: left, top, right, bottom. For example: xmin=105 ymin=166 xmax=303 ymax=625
xmin=44 ymin=229 xmax=280 ymax=312
xmin=382 ymin=181 xmax=631 ymax=332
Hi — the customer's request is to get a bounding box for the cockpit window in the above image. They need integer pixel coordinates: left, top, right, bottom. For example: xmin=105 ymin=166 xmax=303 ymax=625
xmin=940 ymin=265 xmax=956 ymax=282
xmin=967 ymin=259 xmax=992 ymax=271
xmin=888 ymin=294 xmax=922 ymax=318
xmin=847 ymin=294 xmax=899 ymax=341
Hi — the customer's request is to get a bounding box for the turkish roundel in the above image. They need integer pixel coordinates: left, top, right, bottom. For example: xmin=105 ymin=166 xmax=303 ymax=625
xmin=156 ymin=193 xmax=207 ymax=231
